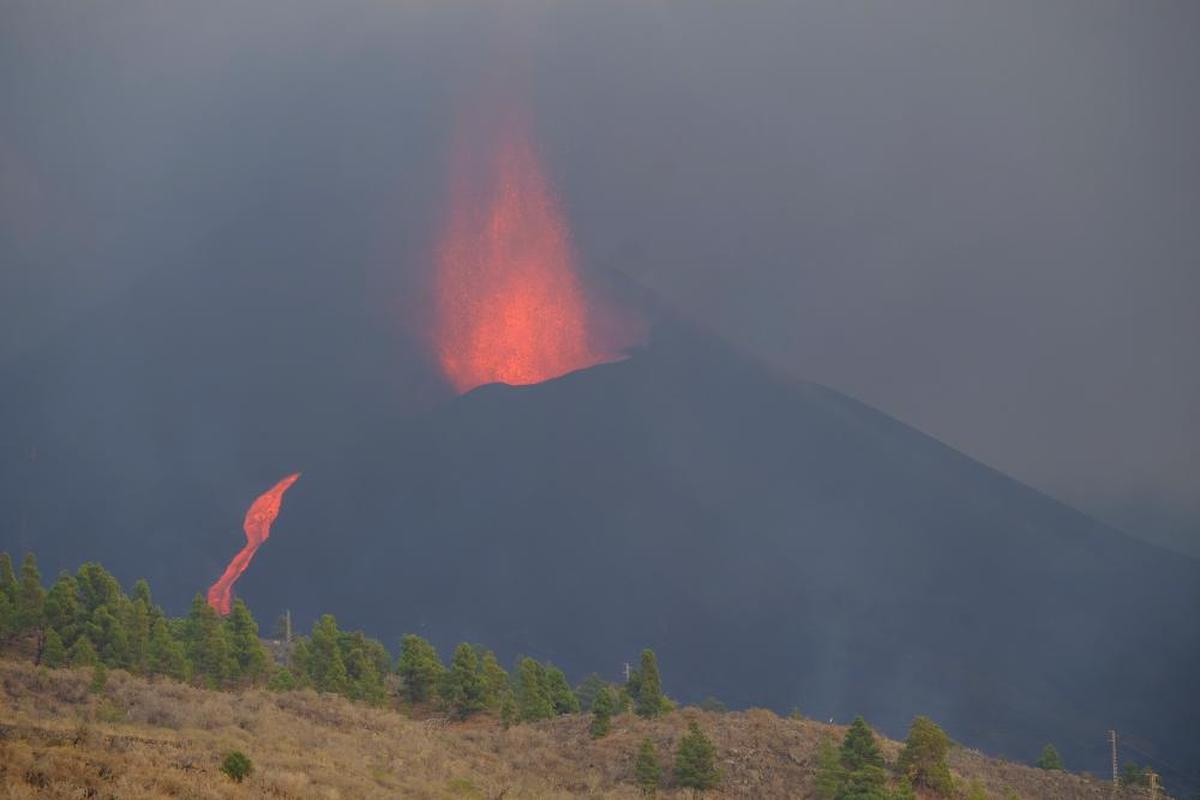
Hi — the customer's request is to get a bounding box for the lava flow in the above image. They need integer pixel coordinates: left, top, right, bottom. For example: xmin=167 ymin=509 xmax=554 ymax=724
xmin=433 ymin=114 xmax=638 ymax=393
xmin=206 ymin=473 xmax=300 ymax=616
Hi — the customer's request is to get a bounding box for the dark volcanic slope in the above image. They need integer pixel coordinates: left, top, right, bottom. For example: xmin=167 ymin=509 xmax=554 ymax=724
xmin=5 ymin=319 xmax=1198 ymax=788
xmin=248 ymin=321 xmax=1197 ymax=786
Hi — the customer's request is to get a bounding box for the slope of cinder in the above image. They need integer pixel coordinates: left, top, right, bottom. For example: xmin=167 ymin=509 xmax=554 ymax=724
xmin=242 ymin=319 xmax=1199 ymax=791
xmin=0 ymin=659 xmax=1138 ymax=800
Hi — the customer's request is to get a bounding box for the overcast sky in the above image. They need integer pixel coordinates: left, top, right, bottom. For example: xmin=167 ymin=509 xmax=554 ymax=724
xmin=2 ymin=1 xmax=1197 ymax=553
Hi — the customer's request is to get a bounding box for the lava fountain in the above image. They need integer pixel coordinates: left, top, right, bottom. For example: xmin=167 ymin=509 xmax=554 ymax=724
xmin=433 ymin=113 xmax=639 ymax=393
xmin=207 ymin=473 xmax=300 ymax=616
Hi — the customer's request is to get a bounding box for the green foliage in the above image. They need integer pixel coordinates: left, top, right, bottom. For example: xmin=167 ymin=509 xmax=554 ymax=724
xmin=544 ymin=664 xmax=580 ymax=715
xmin=674 ymin=721 xmax=721 ymax=792
xmin=893 ymin=776 xmax=917 ymax=800
xmin=964 ymin=779 xmax=989 ymax=800
xmin=126 ymin=598 xmax=151 ymax=673
xmin=499 ymin=692 xmax=517 ymax=729
xmin=816 ymin=718 xmax=892 ymax=800
xmin=443 ymin=642 xmax=487 ymax=719
xmin=90 ymin=662 xmax=108 ymax=693
xmin=479 ymin=649 xmax=510 ymax=712
xmin=43 ymin=573 xmax=81 ymax=646
xmin=221 ymin=750 xmax=254 ymax=783
xmin=0 ymin=552 xmax=16 ymax=602
xmin=224 ymin=599 xmax=269 ymax=683
xmin=897 ymin=716 xmax=953 ymax=795
xmin=841 ymin=717 xmax=885 ymax=771
xmin=634 ymin=737 xmax=662 ymax=796
xmin=516 ymin=657 xmax=555 ymax=722
xmin=69 ymin=636 xmax=98 ymax=667
xmin=185 ymin=595 xmax=232 ymax=686
xmin=41 ymin=628 xmax=66 ymax=668
xmin=15 ymin=553 xmax=46 ymax=633
xmin=698 ymin=696 xmax=727 ymax=713
xmin=309 ymin=614 xmax=350 ymax=694
xmin=815 ymin=736 xmax=845 ymax=800
xmin=590 ymin=685 xmax=615 ymax=738
xmin=574 ymin=673 xmax=607 ymax=712
xmin=267 ymin=667 xmax=298 ymax=692
xmin=1119 ymin=762 xmax=1149 ymax=787
xmin=635 ymin=649 xmax=664 ymax=719
xmin=343 ymin=631 xmax=390 ymax=706
xmin=1034 ymin=743 xmax=1063 ymax=770
xmin=147 ymin=618 xmax=189 ymax=680
xmin=87 ymin=604 xmax=130 ymax=669
xmin=397 ymin=634 xmax=444 ymax=704
xmin=835 ymin=717 xmax=889 ymax=799
xmin=0 ymin=591 xmax=13 ymax=640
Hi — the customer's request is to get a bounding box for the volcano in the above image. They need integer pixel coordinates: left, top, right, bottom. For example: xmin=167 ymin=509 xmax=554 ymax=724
xmin=239 ymin=316 xmax=1199 ymax=786
xmin=3 ymin=312 xmax=1197 ymax=789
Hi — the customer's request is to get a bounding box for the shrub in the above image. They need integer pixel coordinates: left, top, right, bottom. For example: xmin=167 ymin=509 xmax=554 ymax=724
xmin=221 ymin=750 xmax=254 ymax=783
xmin=267 ymin=667 xmax=298 ymax=692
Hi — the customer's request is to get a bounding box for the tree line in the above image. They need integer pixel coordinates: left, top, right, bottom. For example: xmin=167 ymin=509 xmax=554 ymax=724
xmin=0 ymin=552 xmax=673 ymax=727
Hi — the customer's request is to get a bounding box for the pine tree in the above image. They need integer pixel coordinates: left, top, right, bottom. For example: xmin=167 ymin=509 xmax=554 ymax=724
xmin=147 ymin=617 xmax=189 ymax=680
xmin=396 ymin=634 xmax=444 ymax=705
xmin=126 ymin=598 xmax=151 ymax=674
xmin=0 ymin=592 xmax=13 ymax=641
xmin=574 ymin=673 xmax=607 ymax=712
xmin=309 ymin=614 xmax=349 ymax=695
xmin=897 ymin=716 xmax=953 ymax=795
xmin=545 ymin=664 xmax=580 ymax=715
xmin=841 ymin=717 xmax=885 ymax=771
xmin=69 ymin=636 xmax=98 ymax=667
xmin=225 ymin=599 xmax=268 ymax=683
xmin=44 ymin=573 xmax=82 ymax=647
xmin=131 ymin=578 xmax=152 ymax=607
xmin=635 ymin=737 xmax=662 ymax=796
xmin=87 ymin=604 xmax=131 ymax=668
xmin=42 ymin=628 xmax=66 ymax=667
xmin=590 ymin=685 xmax=615 ymax=738
xmin=1035 ymin=743 xmax=1063 ymax=770
xmin=444 ymin=642 xmax=486 ymax=719
xmin=185 ymin=594 xmax=232 ymax=686
xmin=516 ymin=657 xmax=555 ymax=722
xmin=635 ymin=649 xmax=664 ymax=718
xmin=674 ymin=721 xmax=721 ymax=793
xmin=343 ymin=633 xmax=389 ymax=706
xmin=75 ymin=563 xmax=123 ymax=616
xmin=814 ymin=736 xmax=845 ymax=800
xmin=0 ymin=552 xmax=16 ymax=603
xmin=15 ymin=553 xmax=45 ymax=633
xmin=479 ymin=649 xmax=510 ymax=712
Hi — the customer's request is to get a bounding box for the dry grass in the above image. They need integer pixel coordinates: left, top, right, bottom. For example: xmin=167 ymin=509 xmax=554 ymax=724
xmin=0 ymin=659 xmax=1156 ymax=799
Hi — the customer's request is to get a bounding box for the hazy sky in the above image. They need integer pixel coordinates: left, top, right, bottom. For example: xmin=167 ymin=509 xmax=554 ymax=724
xmin=2 ymin=1 xmax=1197 ymax=552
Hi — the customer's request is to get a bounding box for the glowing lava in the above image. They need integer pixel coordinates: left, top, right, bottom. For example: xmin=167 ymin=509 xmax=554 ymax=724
xmin=207 ymin=473 xmax=300 ymax=616
xmin=434 ymin=115 xmax=634 ymax=393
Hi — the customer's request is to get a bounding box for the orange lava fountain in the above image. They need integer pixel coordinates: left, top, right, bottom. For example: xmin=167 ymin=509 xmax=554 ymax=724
xmin=434 ymin=115 xmax=632 ymax=393
xmin=207 ymin=473 xmax=300 ymax=616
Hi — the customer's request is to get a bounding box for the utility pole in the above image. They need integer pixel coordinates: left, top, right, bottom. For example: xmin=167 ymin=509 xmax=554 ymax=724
xmin=284 ymin=609 xmax=292 ymax=645
xmin=1109 ymin=729 xmax=1118 ymax=796
xmin=622 ymin=662 xmax=631 ymax=682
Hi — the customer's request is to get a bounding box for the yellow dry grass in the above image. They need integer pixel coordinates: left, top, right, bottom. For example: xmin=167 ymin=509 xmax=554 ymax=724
xmin=0 ymin=659 xmax=1148 ymax=799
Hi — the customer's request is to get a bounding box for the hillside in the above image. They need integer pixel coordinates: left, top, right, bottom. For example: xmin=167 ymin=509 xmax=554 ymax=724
xmin=0 ymin=659 xmax=1148 ymax=800
xmin=5 ymin=317 xmax=1199 ymax=787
